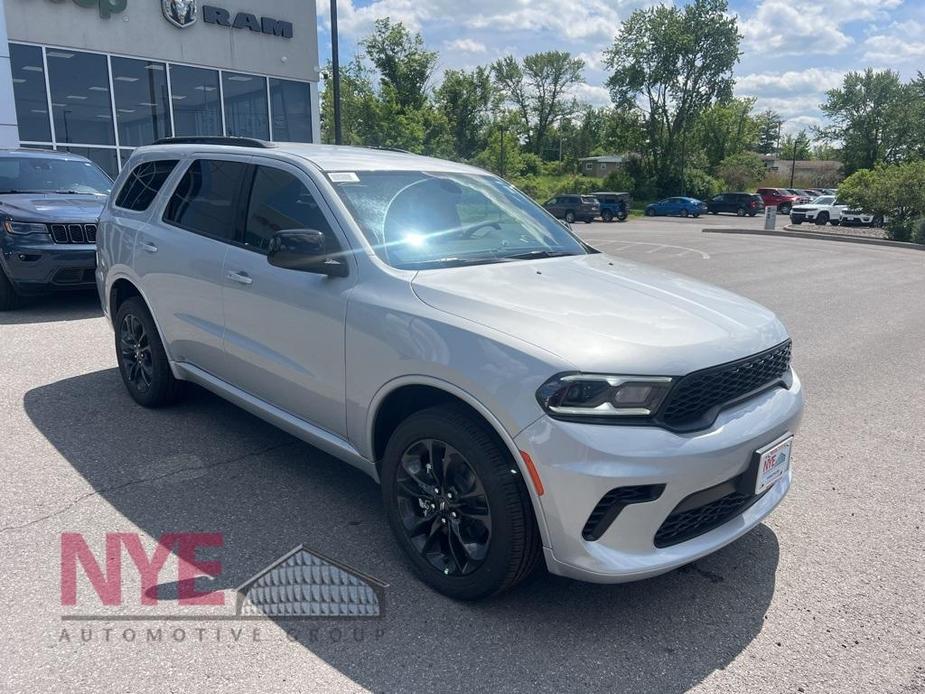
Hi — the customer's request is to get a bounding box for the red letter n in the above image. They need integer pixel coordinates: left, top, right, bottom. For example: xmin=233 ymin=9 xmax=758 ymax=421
xmin=60 ymin=533 xmax=122 ymax=606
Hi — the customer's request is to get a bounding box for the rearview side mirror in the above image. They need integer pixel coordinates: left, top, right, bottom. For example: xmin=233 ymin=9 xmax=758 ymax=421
xmin=267 ymin=230 xmax=348 ymax=277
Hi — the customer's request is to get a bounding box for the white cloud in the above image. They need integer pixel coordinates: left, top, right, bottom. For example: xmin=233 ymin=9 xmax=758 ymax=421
xmin=444 ymin=38 xmax=488 ymax=54
xmin=736 ymin=69 xmax=846 ymax=96
xmin=864 ymin=20 xmax=925 ymax=63
xmin=570 ymin=83 xmax=612 ymax=107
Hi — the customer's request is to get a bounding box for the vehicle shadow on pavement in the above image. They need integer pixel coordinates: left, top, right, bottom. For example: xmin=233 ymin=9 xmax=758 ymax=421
xmin=25 ymin=368 xmax=780 ymax=694
xmin=0 ymin=291 xmax=102 ymax=325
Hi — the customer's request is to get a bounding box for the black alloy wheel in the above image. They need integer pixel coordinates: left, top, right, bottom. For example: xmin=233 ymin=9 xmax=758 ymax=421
xmin=119 ymin=313 xmax=154 ymax=393
xmin=395 ymin=438 xmax=492 ymax=577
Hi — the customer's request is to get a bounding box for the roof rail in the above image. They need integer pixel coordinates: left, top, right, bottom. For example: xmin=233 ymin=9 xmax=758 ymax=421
xmin=152 ymin=137 xmax=276 ymax=149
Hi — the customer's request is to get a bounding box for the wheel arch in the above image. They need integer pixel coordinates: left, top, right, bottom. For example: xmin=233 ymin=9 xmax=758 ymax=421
xmin=367 ymin=377 xmax=551 ymax=546
xmin=108 ymin=275 xmax=180 ymax=377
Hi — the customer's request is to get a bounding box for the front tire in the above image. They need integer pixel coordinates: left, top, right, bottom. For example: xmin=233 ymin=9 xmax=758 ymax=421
xmin=114 ymin=297 xmax=185 ymax=408
xmin=564 ymin=211 xmax=576 ymax=224
xmin=0 ymin=268 xmax=23 ymax=311
xmin=680 ymin=209 xmax=689 ymax=218
xmin=381 ymin=404 xmax=541 ymax=600
xmin=815 ymin=212 xmax=829 ymax=226
xmin=602 ymin=210 xmax=614 ymax=223
xmin=736 ymin=207 xmax=746 ymax=217
xmin=779 ymin=204 xmax=792 ymax=215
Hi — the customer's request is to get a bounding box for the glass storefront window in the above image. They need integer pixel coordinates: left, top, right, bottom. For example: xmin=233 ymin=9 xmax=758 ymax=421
xmin=60 ymin=147 xmax=119 ymax=180
xmin=222 ymin=72 xmax=269 ymax=140
xmin=46 ymin=49 xmax=115 ymax=145
xmin=9 ymin=44 xmax=52 ymax=142
xmin=111 ymin=58 xmax=172 ymax=147
xmin=170 ymin=65 xmax=222 ymax=137
xmin=269 ymin=79 xmax=313 ymax=143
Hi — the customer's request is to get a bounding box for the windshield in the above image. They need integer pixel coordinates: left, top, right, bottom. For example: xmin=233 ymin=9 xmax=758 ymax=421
xmin=0 ymin=156 xmax=112 ymax=195
xmin=812 ymin=196 xmax=836 ymax=206
xmin=331 ymin=171 xmax=589 ymax=270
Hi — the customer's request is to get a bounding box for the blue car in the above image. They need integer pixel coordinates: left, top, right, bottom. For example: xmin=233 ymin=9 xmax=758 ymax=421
xmin=0 ymin=149 xmax=111 ymax=310
xmin=644 ymin=196 xmax=707 ymax=218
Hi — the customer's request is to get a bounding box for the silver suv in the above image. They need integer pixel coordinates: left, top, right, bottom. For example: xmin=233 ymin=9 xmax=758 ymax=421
xmin=97 ymin=139 xmax=804 ymax=600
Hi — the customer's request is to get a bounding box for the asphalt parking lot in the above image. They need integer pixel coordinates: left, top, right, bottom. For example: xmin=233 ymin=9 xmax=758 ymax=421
xmin=1 ymin=215 xmax=923 ymax=693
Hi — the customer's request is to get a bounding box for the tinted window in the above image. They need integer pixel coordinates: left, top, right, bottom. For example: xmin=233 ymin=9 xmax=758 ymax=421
xmin=223 ymin=72 xmax=269 ymax=140
xmin=164 ymin=159 xmax=249 ymax=240
xmin=115 ymin=160 xmax=178 ymax=211
xmin=269 ymin=79 xmax=313 ymax=142
xmin=170 ymin=66 xmax=222 ymax=137
xmin=111 ymin=58 xmax=172 ymax=146
xmin=243 ymin=166 xmax=334 ymax=252
xmin=9 ymin=44 xmax=51 ymax=142
xmin=46 ymin=49 xmax=115 ymax=145
xmin=0 ymin=156 xmax=112 ymax=195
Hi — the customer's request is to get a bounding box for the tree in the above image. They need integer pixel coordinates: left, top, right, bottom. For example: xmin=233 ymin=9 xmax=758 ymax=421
xmin=491 ymin=51 xmax=585 ymax=158
xmin=435 ymin=67 xmax=494 ymax=160
xmin=320 ymin=58 xmax=380 ymax=145
xmin=779 ymin=131 xmax=812 ymax=161
xmin=604 ymin=0 xmax=741 ymax=194
xmin=755 ymin=109 xmax=783 ymax=155
xmin=716 ymin=151 xmax=766 ymax=190
xmin=818 ymin=69 xmax=913 ymax=174
xmin=361 ymin=19 xmax=437 ymax=111
xmin=838 ymin=161 xmax=925 ymax=241
xmin=694 ymin=97 xmax=758 ymax=169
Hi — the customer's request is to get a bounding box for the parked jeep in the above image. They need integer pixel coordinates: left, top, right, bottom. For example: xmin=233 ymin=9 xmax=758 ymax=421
xmin=591 ymin=191 xmax=630 ymax=222
xmin=0 ymin=149 xmax=112 ymax=310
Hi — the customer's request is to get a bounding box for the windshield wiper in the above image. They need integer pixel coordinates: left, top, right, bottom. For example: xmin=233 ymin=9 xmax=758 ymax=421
xmin=503 ymin=250 xmax=578 ymax=260
xmin=401 ymin=255 xmax=515 ymax=269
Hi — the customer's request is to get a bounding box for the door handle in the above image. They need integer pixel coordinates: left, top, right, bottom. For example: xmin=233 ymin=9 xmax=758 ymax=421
xmin=139 ymin=241 xmax=158 ymax=254
xmin=226 ymin=270 xmax=254 ymax=286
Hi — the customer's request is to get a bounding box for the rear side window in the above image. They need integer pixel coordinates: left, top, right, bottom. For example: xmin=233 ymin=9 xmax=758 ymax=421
xmin=164 ymin=159 xmax=250 ymax=241
xmin=243 ymin=165 xmax=337 ymax=252
xmin=115 ymin=160 xmax=178 ymax=211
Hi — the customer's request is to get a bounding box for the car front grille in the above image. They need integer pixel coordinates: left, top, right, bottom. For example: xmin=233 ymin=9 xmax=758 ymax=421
xmin=657 ymin=341 xmax=792 ymax=431
xmin=49 ymin=223 xmax=98 ymax=245
xmin=654 ymin=489 xmax=766 ymax=548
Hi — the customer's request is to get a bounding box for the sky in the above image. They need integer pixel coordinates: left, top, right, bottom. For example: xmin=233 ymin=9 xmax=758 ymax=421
xmin=315 ymin=0 xmax=925 ymax=138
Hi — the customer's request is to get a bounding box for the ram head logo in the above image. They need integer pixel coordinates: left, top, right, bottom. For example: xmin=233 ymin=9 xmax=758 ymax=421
xmin=162 ymin=0 xmax=198 ymax=28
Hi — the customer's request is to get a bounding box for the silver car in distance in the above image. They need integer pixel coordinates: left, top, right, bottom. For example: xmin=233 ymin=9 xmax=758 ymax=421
xmin=97 ymin=140 xmax=804 ymax=600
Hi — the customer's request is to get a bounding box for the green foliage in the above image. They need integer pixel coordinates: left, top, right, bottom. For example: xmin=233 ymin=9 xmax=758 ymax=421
xmin=913 ymin=218 xmax=925 ymax=246
xmin=491 ymin=52 xmax=585 ymax=157
xmin=838 ymin=162 xmax=925 ymax=242
xmin=603 ymin=169 xmax=634 ymax=193
xmin=435 ymin=67 xmax=493 ymax=160
xmin=510 ymin=175 xmax=605 ymax=202
xmin=361 ymin=19 xmax=437 ymax=111
xmin=716 ymin=151 xmax=766 ymax=190
xmin=755 ymin=109 xmax=782 ymax=155
xmin=779 ymin=131 xmax=812 ymax=161
xmin=604 ymin=0 xmax=741 ymax=194
xmin=818 ymin=69 xmax=919 ymax=174
xmin=684 ymin=168 xmax=723 ymax=200
xmin=694 ymin=98 xmax=759 ymax=170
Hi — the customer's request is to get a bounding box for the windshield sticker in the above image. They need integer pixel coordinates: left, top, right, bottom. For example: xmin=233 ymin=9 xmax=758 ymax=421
xmin=328 ymin=172 xmax=360 ymax=183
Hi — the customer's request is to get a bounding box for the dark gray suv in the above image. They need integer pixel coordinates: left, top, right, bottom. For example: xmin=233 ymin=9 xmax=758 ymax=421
xmin=0 ymin=149 xmax=112 ymax=310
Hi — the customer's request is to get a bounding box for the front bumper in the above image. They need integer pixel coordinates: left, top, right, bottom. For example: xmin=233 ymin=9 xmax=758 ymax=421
xmin=0 ymin=233 xmax=97 ymax=295
xmin=515 ymin=371 xmax=804 ymax=583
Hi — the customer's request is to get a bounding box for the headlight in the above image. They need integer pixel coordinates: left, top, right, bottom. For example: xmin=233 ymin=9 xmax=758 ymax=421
xmin=3 ymin=221 xmax=48 ymax=235
xmin=536 ymin=373 xmax=674 ymax=420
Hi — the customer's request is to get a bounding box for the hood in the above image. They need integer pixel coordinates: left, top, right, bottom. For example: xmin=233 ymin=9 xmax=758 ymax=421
xmin=411 ymin=253 xmax=788 ymax=375
xmin=0 ymin=193 xmax=106 ymax=222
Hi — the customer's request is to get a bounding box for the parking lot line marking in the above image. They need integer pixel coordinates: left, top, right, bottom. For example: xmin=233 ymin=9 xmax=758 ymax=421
xmin=590 ymin=239 xmax=711 ymax=260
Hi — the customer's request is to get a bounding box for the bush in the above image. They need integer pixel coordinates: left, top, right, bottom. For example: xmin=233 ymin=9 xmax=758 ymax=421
xmin=508 ymin=174 xmax=605 ymax=202
xmin=602 ymin=169 xmax=634 ymax=193
xmin=716 ymin=152 xmax=766 ymax=191
xmin=913 ymin=218 xmax=925 ymax=245
xmin=839 ymin=162 xmax=925 ymax=241
xmin=684 ymin=168 xmax=723 ymax=200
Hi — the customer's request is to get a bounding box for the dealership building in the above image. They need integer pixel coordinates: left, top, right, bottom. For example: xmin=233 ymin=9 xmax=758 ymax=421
xmin=0 ymin=0 xmax=321 ymax=177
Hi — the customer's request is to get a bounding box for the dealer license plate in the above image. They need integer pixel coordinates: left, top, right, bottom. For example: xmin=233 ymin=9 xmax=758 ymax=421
xmin=755 ymin=436 xmax=793 ymax=495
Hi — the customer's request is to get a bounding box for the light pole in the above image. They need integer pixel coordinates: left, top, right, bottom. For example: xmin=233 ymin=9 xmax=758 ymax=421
xmin=330 ymin=0 xmax=343 ymax=145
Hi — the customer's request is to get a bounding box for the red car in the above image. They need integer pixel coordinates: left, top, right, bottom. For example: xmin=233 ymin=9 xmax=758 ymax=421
xmin=757 ymin=188 xmax=801 ymax=214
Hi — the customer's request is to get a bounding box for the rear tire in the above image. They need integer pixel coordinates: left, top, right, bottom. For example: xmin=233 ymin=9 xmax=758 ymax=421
xmin=381 ymin=404 xmax=542 ymax=600
xmin=602 ymin=210 xmax=614 ymax=223
xmin=815 ymin=212 xmax=829 ymax=226
xmin=645 ymin=208 xmax=655 ymax=217
xmin=779 ymin=204 xmax=792 ymax=215
xmin=564 ymin=211 xmax=576 ymax=224
xmin=736 ymin=207 xmax=746 ymax=217
xmin=114 ymin=297 xmax=185 ymax=408
xmin=0 ymin=268 xmax=23 ymax=311
xmin=680 ymin=209 xmax=689 ymax=218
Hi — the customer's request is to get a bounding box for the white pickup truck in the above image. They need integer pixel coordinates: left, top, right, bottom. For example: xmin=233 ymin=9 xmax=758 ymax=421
xmin=790 ymin=196 xmax=881 ymax=227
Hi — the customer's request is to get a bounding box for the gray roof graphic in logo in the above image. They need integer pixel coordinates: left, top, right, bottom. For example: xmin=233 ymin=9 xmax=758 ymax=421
xmin=162 ymin=0 xmax=198 ymax=29
xmin=235 ymin=545 xmax=387 ymax=618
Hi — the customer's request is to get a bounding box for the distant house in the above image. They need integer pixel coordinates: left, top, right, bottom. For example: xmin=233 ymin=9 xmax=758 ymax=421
xmin=760 ymin=155 xmax=843 ymax=186
xmin=578 ymin=155 xmax=629 ymax=177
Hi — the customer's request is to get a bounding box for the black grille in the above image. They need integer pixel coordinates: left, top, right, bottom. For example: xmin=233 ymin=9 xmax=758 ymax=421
xmin=49 ymin=223 xmax=97 ymax=245
xmin=654 ymin=490 xmax=764 ymax=548
xmin=658 ymin=341 xmax=792 ymax=430
xmin=582 ymin=484 xmax=664 ymax=541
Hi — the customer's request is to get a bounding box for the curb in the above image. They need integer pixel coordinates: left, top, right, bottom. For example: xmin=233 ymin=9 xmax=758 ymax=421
xmin=702 ymin=228 xmax=925 ymax=251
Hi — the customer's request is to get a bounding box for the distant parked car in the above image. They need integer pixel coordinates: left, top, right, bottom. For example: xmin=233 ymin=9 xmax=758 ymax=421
xmin=757 ymin=188 xmax=801 ymax=214
xmin=644 ymin=197 xmax=707 ymax=218
xmin=0 ymin=148 xmax=112 ymax=310
xmin=544 ymin=194 xmax=600 ymax=224
xmin=592 ymin=191 xmax=630 ymax=222
xmin=839 ymin=207 xmax=884 ymax=228
xmin=786 ymin=189 xmax=813 ymax=204
xmin=789 ymin=196 xmax=846 ymax=226
xmin=707 ymin=193 xmax=765 ymax=217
